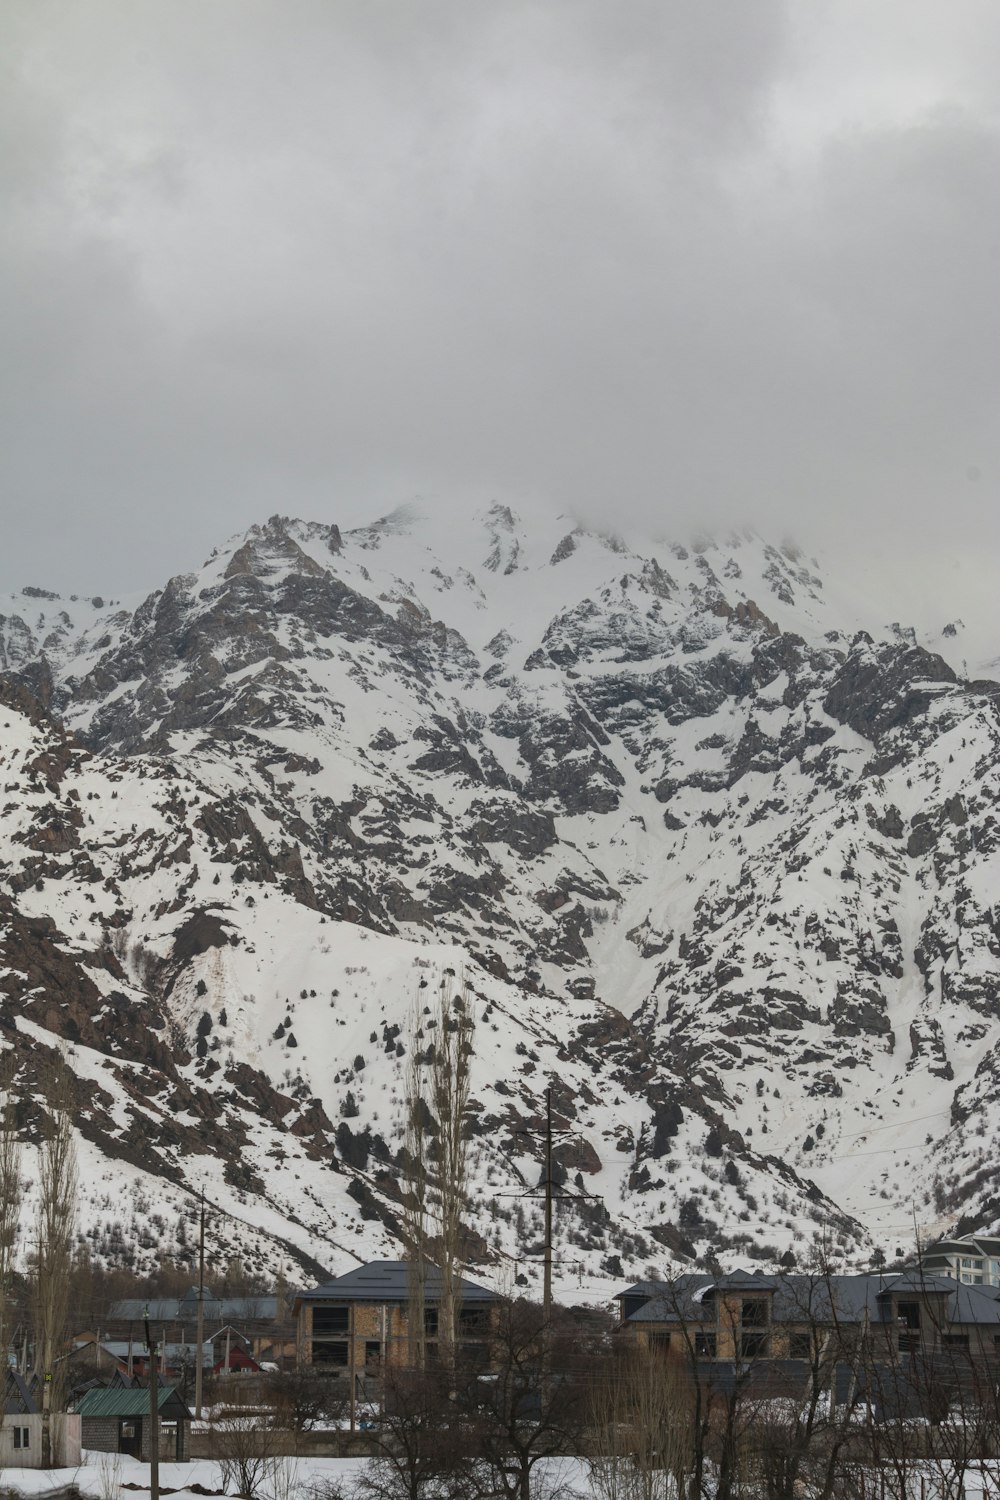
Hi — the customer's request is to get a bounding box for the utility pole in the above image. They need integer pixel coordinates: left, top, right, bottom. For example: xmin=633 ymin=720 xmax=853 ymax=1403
xmin=349 ymin=1303 xmax=357 ymax=1433
xmin=145 ymin=1311 xmax=160 ymax=1500
xmin=543 ymin=1089 xmax=553 ymax=1330
xmin=502 ymin=1084 xmax=602 ymax=1325
xmin=195 ymin=1191 xmax=205 ymax=1420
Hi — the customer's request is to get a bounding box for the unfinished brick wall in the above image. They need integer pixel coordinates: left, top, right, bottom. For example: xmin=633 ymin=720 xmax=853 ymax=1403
xmin=299 ymin=1300 xmax=425 ymax=1370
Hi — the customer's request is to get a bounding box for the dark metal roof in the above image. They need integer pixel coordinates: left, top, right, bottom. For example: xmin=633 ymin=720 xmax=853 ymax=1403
xmin=877 ymin=1272 xmax=959 ymax=1294
xmin=620 ymin=1271 xmax=1000 ymax=1328
xmin=296 ymin=1260 xmax=498 ymax=1306
xmin=924 ymin=1234 xmax=1000 ymax=1258
xmin=109 ymin=1293 xmax=279 ymax=1322
xmin=75 ymin=1385 xmax=191 ymax=1420
xmin=4 ymin=1372 xmax=38 ymax=1416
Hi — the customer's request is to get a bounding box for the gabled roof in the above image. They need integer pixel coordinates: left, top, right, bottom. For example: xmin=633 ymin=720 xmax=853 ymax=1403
xmin=924 ymin=1234 xmax=1000 ymax=1258
xmin=876 ymin=1272 xmax=959 ymax=1295
xmin=75 ymin=1385 xmax=192 ymax=1420
xmin=710 ymin=1270 xmax=782 ymax=1291
xmin=4 ymin=1372 xmax=38 ymax=1416
xmin=295 ymin=1260 xmax=498 ymax=1307
xmin=618 ymin=1271 xmax=1000 ymax=1328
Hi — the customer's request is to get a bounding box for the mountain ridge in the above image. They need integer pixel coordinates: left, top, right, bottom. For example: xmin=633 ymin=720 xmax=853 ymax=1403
xmin=1 ymin=499 xmax=998 ymax=1294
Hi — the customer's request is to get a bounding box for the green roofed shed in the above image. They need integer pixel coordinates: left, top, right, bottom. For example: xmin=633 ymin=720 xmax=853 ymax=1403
xmin=75 ymin=1384 xmax=191 ymax=1460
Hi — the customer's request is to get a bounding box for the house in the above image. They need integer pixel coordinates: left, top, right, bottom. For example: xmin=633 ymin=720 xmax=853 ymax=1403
xmin=616 ymin=1267 xmax=1000 ymax=1364
xmin=74 ymin=1385 xmax=192 ymax=1461
xmin=1 ymin=1372 xmax=81 ymax=1468
xmin=921 ymin=1233 xmax=1000 ymax=1287
xmin=211 ymin=1333 xmax=262 ymax=1376
xmin=106 ymin=1287 xmax=287 ymax=1361
xmin=71 ymin=1335 xmax=212 ymax=1381
xmin=293 ymin=1260 xmax=500 ymax=1373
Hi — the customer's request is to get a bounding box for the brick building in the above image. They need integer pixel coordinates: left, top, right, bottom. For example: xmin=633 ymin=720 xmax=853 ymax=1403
xmin=616 ymin=1267 xmax=1000 ymax=1363
xmin=75 ymin=1386 xmax=192 ymax=1461
xmin=293 ymin=1260 xmax=499 ymax=1374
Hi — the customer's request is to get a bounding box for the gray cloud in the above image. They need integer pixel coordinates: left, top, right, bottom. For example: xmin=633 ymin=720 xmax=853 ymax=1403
xmin=1 ymin=0 xmax=998 ymax=595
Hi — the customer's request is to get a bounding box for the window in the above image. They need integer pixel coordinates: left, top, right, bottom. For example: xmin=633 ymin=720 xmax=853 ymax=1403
xmin=424 ymin=1307 xmax=439 ymax=1336
xmin=649 ymin=1331 xmax=671 ymax=1353
xmin=741 ymin=1330 xmax=768 ymax=1359
xmin=896 ymin=1301 xmax=920 ymax=1329
xmin=621 ymin=1294 xmax=650 ymax=1319
xmin=313 ymin=1306 xmax=349 ymax=1335
xmin=694 ymin=1332 xmax=716 ymax=1358
xmin=788 ymin=1332 xmax=811 ymax=1360
xmin=741 ymin=1299 xmax=768 ymax=1327
xmin=365 ymin=1341 xmax=381 ymax=1370
xmin=943 ymin=1334 xmax=969 ymax=1352
xmin=312 ymin=1340 xmax=348 ymax=1365
xmin=13 ymin=1428 xmax=29 ymax=1450
xmin=459 ymin=1305 xmax=490 ymax=1335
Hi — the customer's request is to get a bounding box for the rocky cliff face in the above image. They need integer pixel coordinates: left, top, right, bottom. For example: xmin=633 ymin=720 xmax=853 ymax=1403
xmin=1 ymin=502 xmax=998 ymax=1289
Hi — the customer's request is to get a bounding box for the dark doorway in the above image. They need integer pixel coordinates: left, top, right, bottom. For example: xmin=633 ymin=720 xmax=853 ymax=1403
xmin=119 ymin=1418 xmax=142 ymax=1458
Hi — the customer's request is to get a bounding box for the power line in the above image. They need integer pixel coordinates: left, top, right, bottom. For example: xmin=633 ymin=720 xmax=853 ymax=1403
xmin=839 ymin=1109 xmax=951 ymax=1140
xmin=820 ymin=1143 xmax=930 ymax=1163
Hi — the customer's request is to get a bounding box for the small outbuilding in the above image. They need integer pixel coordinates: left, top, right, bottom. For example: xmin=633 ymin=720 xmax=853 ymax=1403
xmin=75 ymin=1385 xmax=192 ymax=1461
xmin=1 ymin=1375 xmax=82 ymax=1467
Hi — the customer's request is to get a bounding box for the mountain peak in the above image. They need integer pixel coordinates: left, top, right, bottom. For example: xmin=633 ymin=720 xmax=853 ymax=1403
xmin=2 ymin=501 xmax=998 ymax=1291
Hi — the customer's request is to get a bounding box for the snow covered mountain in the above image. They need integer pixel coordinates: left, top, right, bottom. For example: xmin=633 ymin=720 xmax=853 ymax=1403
xmin=1 ymin=500 xmax=999 ymax=1294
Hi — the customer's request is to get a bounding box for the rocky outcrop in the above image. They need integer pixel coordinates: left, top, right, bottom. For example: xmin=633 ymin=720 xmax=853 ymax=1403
xmin=1 ymin=505 xmax=998 ymax=1282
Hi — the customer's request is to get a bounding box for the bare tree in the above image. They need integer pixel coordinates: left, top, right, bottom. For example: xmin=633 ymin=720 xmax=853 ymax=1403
xmin=0 ymin=1056 xmax=22 ymax=1391
xmin=404 ymin=972 xmax=475 ymax=1376
xmin=360 ymin=1362 xmax=470 ymax=1500
xmin=32 ymin=1077 xmax=78 ymax=1467
xmin=404 ymin=1030 xmax=430 ymax=1371
xmin=211 ymin=1394 xmax=280 ymax=1500
xmin=265 ymin=1367 xmax=346 ymax=1437
xmin=738 ymin=1269 xmax=862 ymax=1500
xmin=852 ymin=1261 xmax=1000 ymax=1500
xmin=429 ymin=975 xmax=474 ymax=1374
xmin=460 ymin=1296 xmax=589 ymax=1500
xmin=589 ymin=1344 xmax=694 ymax=1500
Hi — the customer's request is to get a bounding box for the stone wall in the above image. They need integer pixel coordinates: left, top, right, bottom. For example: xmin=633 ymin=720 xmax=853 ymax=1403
xmin=80 ymin=1415 xmax=120 ymax=1455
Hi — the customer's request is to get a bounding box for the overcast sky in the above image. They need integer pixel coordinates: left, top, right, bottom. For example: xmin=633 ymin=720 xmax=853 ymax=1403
xmin=2 ymin=1 xmax=999 ymax=596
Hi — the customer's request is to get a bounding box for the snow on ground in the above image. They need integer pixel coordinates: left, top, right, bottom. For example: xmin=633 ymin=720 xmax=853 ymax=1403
xmin=5 ymin=1452 xmax=591 ymax=1500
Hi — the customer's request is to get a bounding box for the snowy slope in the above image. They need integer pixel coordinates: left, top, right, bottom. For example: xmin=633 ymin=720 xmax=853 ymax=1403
xmin=1 ymin=498 xmax=999 ymax=1296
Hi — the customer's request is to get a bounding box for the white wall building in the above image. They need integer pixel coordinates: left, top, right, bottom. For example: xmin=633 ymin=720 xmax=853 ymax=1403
xmin=922 ymin=1234 xmax=1000 ymax=1288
